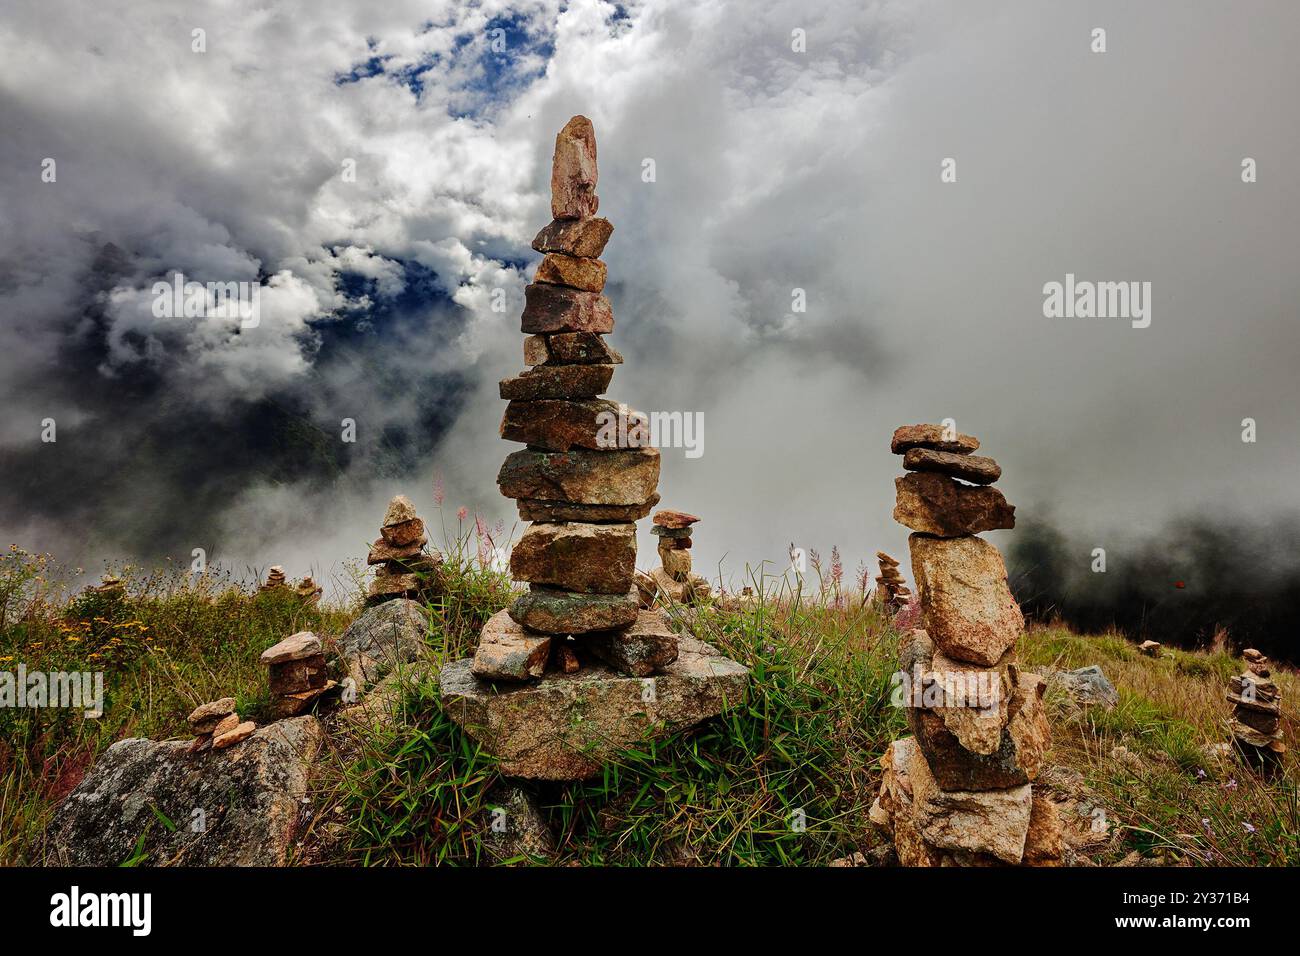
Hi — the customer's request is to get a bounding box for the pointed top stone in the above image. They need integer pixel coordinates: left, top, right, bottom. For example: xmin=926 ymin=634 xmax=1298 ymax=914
xmin=551 ymin=115 xmax=599 ymax=220
xmin=383 ymin=494 xmax=418 ymax=527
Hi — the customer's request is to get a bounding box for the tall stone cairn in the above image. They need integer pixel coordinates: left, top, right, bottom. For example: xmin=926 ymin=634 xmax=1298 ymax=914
xmin=1227 ymin=648 xmax=1285 ymax=774
xmin=477 ymin=115 xmax=671 ymax=681
xmin=870 ymin=424 xmax=1062 ymax=866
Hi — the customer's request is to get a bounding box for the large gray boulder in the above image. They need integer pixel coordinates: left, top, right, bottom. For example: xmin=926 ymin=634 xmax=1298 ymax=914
xmin=45 ymin=717 xmax=323 ymax=866
xmin=1047 ymin=665 xmax=1119 ymax=712
xmin=440 ymin=635 xmax=749 ymax=780
xmin=338 ymin=598 xmax=431 ymax=689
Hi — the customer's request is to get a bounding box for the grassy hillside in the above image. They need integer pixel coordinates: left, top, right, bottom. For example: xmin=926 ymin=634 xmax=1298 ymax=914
xmin=2 ymin=540 xmax=1296 ymax=866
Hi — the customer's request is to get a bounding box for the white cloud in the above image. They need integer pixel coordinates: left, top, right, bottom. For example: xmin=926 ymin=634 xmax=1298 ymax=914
xmin=1 ymin=0 xmax=1297 ymax=590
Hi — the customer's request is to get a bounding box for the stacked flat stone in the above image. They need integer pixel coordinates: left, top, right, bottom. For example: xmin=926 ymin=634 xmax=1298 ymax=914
xmin=261 ymin=631 xmax=336 ymax=718
xmin=871 ymin=424 xmax=1062 ymax=866
xmin=259 ymin=566 xmax=288 ymax=592
xmin=479 ymin=115 xmax=669 ymax=682
xmin=874 ymin=552 xmax=911 ymax=611
xmin=1138 ymin=640 xmax=1162 ymax=657
xmin=366 ymin=495 xmax=444 ymax=606
xmin=1227 ymin=648 xmax=1285 ymax=772
xmin=186 ymin=697 xmax=255 ymax=753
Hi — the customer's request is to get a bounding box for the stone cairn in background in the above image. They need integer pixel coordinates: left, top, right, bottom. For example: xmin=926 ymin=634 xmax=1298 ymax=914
xmin=186 ymin=697 xmax=255 ymax=752
xmin=871 ymin=424 xmax=1061 ymax=865
xmin=1227 ymin=647 xmax=1285 ymax=773
xmin=259 ymin=566 xmax=288 ymax=593
xmin=638 ymin=509 xmax=711 ymax=608
xmin=366 ymin=495 xmax=444 ymax=606
xmin=1138 ymin=640 xmax=1162 ymax=658
xmin=88 ymin=573 xmax=127 ymax=602
xmin=874 ymin=551 xmax=911 ymax=612
xmin=295 ymin=575 xmax=323 ymax=604
xmin=261 ymin=631 xmax=336 ymax=718
xmin=439 ymin=117 xmax=750 ymax=782
xmin=479 ymin=114 xmax=669 ymax=680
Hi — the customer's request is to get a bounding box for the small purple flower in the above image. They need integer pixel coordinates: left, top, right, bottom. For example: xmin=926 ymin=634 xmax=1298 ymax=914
xmin=1223 ymin=778 xmax=1238 ymax=792
xmin=1196 ymin=768 xmax=1206 ymax=779
xmin=1242 ymin=822 xmax=1256 ymax=834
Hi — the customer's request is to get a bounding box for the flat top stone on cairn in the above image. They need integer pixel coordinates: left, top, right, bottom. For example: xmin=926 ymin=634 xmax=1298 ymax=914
xmin=891 ymin=423 xmax=980 ymax=456
xmin=187 ymin=698 xmax=236 ymax=727
xmin=653 ymin=509 xmax=700 ymax=529
xmin=442 ymin=116 xmax=748 ymax=780
xmin=261 ymin=631 xmax=322 ymax=664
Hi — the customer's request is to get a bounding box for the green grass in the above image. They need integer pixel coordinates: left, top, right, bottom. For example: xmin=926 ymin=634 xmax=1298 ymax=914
xmin=4 ymin=538 xmax=1298 ymax=867
xmin=322 ymin=592 xmax=904 ymax=865
xmin=0 ymin=547 xmax=356 ymax=864
xmin=1022 ymin=623 xmax=1300 ymax=866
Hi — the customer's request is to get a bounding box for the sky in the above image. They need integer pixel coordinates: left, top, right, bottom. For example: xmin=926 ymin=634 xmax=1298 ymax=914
xmin=1 ymin=0 xmax=1297 ymax=602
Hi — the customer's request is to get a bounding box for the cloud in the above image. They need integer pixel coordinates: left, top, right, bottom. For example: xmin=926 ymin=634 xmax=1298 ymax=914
xmin=0 ymin=0 xmax=1297 ymax=599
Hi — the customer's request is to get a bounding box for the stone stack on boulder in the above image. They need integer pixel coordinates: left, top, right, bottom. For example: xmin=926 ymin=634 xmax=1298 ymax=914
xmin=366 ymin=495 xmax=443 ymax=606
xmin=637 ymin=509 xmax=711 ymax=608
xmin=261 ymin=631 xmax=336 ymax=718
xmin=1227 ymin=648 xmax=1285 ymax=773
xmin=295 ymin=575 xmax=323 ymax=604
xmin=186 ymin=697 xmax=255 ymax=752
xmin=871 ymin=424 xmax=1060 ymax=866
xmin=487 ymin=113 xmax=665 ymax=677
xmin=259 ymin=566 xmax=288 ymax=593
xmin=874 ymin=552 xmax=911 ymax=612
xmin=439 ymin=117 xmax=750 ymax=781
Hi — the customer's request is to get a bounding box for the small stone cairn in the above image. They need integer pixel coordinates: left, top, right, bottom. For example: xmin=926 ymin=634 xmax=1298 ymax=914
xmin=874 ymin=551 xmax=911 ymax=611
xmin=871 ymin=424 xmax=1062 ymax=866
xmin=186 ymin=697 xmax=255 ymax=752
xmin=638 ymin=509 xmax=711 ymax=608
xmin=89 ymin=573 xmax=127 ymax=601
xmin=295 ymin=575 xmax=323 ymax=604
xmin=366 ymin=495 xmax=444 ymax=606
xmin=1227 ymin=647 xmax=1285 ymax=773
xmin=259 ymin=566 xmax=288 ymax=592
xmin=260 ymin=631 xmax=336 ymax=718
xmin=1138 ymin=640 xmax=1162 ymax=657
